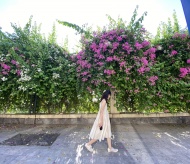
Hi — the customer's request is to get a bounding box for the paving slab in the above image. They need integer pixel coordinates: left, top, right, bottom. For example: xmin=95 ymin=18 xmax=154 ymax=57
xmin=0 ymin=123 xmax=190 ymax=164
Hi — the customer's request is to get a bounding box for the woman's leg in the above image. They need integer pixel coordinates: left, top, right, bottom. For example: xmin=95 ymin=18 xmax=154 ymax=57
xmin=107 ymin=137 xmax=118 ymax=152
xmin=107 ymin=138 xmax=112 ymax=149
xmin=87 ymin=139 xmax=97 ymax=145
xmin=85 ymin=139 xmax=97 ymax=152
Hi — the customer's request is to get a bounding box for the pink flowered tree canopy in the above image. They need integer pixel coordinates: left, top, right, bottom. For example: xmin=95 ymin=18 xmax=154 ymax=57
xmin=76 ymin=28 xmax=157 ymax=88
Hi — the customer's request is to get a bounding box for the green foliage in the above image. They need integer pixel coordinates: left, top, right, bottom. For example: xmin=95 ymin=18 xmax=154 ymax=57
xmin=173 ymin=10 xmax=180 ymax=33
xmin=57 ymin=20 xmax=93 ymax=39
xmin=0 ymin=17 xmax=79 ymax=114
xmin=152 ymin=32 xmax=190 ymax=113
xmin=63 ymin=35 xmax=69 ymax=52
xmin=149 ymin=10 xmax=190 ymax=113
xmin=127 ymin=6 xmax=147 ymax=33
xmin=48 ymin=23 xmax=57 ymax=44
xmin=152 ymin=10 xmax=182 ymax=44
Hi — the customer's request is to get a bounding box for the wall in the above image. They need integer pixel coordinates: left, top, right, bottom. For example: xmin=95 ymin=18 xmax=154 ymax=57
xmin=0 ymin=113 xmax=190 ymax=124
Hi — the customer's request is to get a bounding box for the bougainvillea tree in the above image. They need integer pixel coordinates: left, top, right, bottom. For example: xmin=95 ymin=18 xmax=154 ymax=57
xmin=74 ymin=8 xmax=190 ymax=112
xmin=73 ymin=9 xmax=159 ymax=112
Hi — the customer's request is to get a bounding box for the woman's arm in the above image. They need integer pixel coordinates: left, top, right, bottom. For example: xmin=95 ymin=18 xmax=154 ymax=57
xmin=99 ymin=99 xmax=106 ymax=127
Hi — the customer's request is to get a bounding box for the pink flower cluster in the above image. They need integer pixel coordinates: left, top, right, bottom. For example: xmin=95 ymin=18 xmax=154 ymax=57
xmin=1 ymin=63 xmax=11 ymax=70
xmin=135 ymin=42 xmax=143 ymax=50
xmin=134 ymin=88 xmax=140 ymax=93
xmin=134 ymin=41 xmax=150 ymax=50
xmin=16 ymin=70 xmax=21 ymax=76
xmin=179 ymin=67 xmax=190 ymax=78
xmin=125 ymin=68 xmax=131 ymax=74
xmin=11 ymin=60 xmax=17 ymax=65
xmin=148 ymin=76 xmax=158 ymax=86
xmin=106 ymin=56 xmax=113 ymax=62
xmin=119 ymin=61 xmax=126 ymax=68
xmin=170 ymin=50 xmax=178 ymax=56
xmin=122 ymin=42 xmax=133 ymax=54
xmin=169 ymin=45 xmax=174 ymax=49
xmin=141 ymin=57 xmax=148 ymax=66
xmin=173 ymin=33 xmax=188 ymax=40
xmin=82 ymin=78 xmax=88 ymax=82
xmin=81 ymin=71 xmax=88 ymax=76
xmin=97 ymin=62 xmax=104 ymax=66
xmin=77 ymin=60 xmax=91 ymax=69
xmin=143 ymin=47 xmax=156 ymax=62
xmin=91 ymin=79 xmax=115 ymax=88
xmin=138 ymin=67 xmax=150 ymax=74
xmin=1 ymin=58 xmax=21 ymax=76
xmin=133 ymin=56 xmax=150 ymax=75
xmin=105 ymin=55 xmax=120 ymax=62
xmin=102 ymin=80 xmax=115 ymax=88
xmin=104 ymin=69 xmax=116 ymax=75
xmin=1 ymin=63 xmax=11 ymax=75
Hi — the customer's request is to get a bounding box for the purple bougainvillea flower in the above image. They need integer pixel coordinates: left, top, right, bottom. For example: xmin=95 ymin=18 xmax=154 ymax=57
xmin=125 ymin=68 xmax=131 ymax=74
xmin=145 ymin=67 xmax=150 ymax=72
xmin=148 ymin=47 xmax=156 ymax=54
xmin=16 ymin=70 xmax=21 ymax=76
xmin=113 ymin=56 xmax=119 ymax=61
xmin=81 ymin=71 xmax=88 ymax=76
xmin=2 ymin=71 xmax=8 ymax=75
xmin=104 ymin=69 xmax=116 ymax=75
xmin=122 ymin=42 xmax=132 ymax=54
xmin=119 ymin=61 xmax=126 ymax=68
xmin=2 ymin=63 xmax=11 ymax=71
xmin=141 ymin=40 xmax=150 ymax=47
xmin=171 ymin=50 xmax=178 ymax=56
xmin=150 ymin=54 xmax=156 ymax=60
xmin=82 ymin=78 xmax=88 ymax=82
xmin=135 ymin=42 xmax=143 ymax=50
xmin=117 ymin=36 xmax=122 ymax=41
xmin=106 ymin=56 xmax=113 ymax=62
xmin=141 ymin=57 xmax=148 ymax=66
xmin=179 ymin=68 xmax=188 ymax=78
xmin=148 ymin=76 xmax=158 ymax=85
xmin=11 ymin=60 xmax=17 ymax=65
xmin=138 ymin=67 xmax=145 ymax=74
xmin=169 ymin=45 xmax=174 ymax=49
xmin=90 ymin=42 xmax=97 ymax=52
xmin=112 ymin=42 xmax=119 ymax=50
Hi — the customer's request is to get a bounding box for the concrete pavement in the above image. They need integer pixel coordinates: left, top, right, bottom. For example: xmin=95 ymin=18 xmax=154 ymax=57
xmin=0 ymin=123 xmax=190 ymax=164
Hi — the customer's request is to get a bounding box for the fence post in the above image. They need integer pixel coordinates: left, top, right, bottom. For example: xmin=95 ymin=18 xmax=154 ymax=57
xmin=110 ymin=90 xmax=119 ymax=113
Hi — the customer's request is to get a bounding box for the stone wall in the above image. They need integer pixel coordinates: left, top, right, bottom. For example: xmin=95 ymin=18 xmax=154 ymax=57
xmin=0 ymin=113 xmax=190 ymax=124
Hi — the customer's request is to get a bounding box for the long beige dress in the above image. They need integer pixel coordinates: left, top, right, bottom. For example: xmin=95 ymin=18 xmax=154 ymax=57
xmin=89 ymin=101 xmax=112 ymax=141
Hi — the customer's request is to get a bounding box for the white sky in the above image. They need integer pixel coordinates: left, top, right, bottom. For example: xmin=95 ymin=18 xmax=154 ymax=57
xmin=0 ymin=0 xmax=187 ymax=52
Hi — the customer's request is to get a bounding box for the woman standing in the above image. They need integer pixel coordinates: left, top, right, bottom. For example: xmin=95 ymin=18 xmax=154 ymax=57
xmin=85 ymin=90 xmax=118 ymax=153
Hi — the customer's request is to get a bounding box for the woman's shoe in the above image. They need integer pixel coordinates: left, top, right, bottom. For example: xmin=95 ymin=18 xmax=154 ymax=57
xmin=108 ymin=147 xmax=118 ymax=153
xmin=85 ymin=143 xmax=93 ymax=152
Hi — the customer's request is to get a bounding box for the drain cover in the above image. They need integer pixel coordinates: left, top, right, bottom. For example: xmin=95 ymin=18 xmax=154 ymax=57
xmin=1 ymin=133 xmax=60 ymax=146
